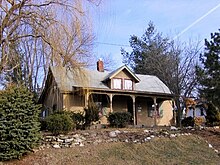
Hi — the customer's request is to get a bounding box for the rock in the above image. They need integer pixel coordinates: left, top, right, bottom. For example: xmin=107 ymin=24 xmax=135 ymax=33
xmin=214 ymin=149 xmax=218 ymax=153
xmin=69 ymin=144 xmax=75 ymax=148
xmin=214 ymin=126 xmax=219 ymax=129
xmin=57 ymin=138 xmax=63 ymax=142
xmin=79 ymin=143 xmax=84 ymax=147
xmin=146 ymin=137 xmax=151 ymax=140
xmin=115 ymin=130 xmax=121 ymax=134
xmin=170 ymin=126 xmax=178 ymax=131
xmin=144 ymin=129 xmax=149 ymax=133
xmin=59 ymin=136 xmax=69 ymax=140
xmin=170 ymin=134 xmax=176 ymax=138
xmin=125 ymin=139 xmax=129 ymax=143
xmin=150 ymin=135 xmax=155 ymax=138
xmin=162 ymin=131 xmax=169 ymax=136
xmin=82 ymin=132 xmax=90 ymax=136
xmin=208 ymin=144 xmax=213 ymax=148
xmin=109 ymin=131 xmax=117 ymax=138
xmin=45 ymin=136 xmax=53 ymax=139
xmin=75 ymin=138 xmax=83 ymax=144
xmin=65 ymin=138 xmax=74 ymax=143
xmin=53 ymin=144 xmax=61 ymax=149
xmin=133 ymin=139 xmax=139 ymax=143
xmin=186 ymin=126 xmax=193 ymax=129
xmin=64 ymin=144 xmax=70 ymax=148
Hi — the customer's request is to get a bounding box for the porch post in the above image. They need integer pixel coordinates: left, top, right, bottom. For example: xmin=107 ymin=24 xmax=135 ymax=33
xmin=153 ymin=97 xmax=157 ymax=126
xmin=109 ymin=94 xmax=113 ymax=113
xmin=85 ymin=91 xmax=89 ymax=108
xmin=132 ymin=96 xmax=136 ymax=125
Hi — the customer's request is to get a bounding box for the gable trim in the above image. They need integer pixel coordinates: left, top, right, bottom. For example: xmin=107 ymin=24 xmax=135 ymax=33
xmin=108 ymin=65 xmax=140 ymax=83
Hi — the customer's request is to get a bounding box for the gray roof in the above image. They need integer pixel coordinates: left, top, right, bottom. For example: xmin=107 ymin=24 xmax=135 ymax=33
xmin=50 ymin=66 xmax=171 ymax=95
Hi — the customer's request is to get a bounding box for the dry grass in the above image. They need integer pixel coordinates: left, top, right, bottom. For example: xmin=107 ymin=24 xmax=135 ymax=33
xmin=4 ymin=135 xmax=219 ymax=165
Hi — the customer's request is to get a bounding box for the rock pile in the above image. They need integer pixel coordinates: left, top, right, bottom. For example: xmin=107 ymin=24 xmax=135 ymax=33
xmin=39 ymin=126 xmax=196 ymax=150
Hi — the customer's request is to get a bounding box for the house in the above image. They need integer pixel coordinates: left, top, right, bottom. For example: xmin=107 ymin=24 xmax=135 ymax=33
xmin=184 ymin=98 xmax=207 ymax=118
xmin=39 ymin=59 xmax=174 ymax=127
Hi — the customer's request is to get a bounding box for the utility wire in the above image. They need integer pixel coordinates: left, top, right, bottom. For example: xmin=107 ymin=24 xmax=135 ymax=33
xmin=95 ymin=42 xmax=130 ymax=47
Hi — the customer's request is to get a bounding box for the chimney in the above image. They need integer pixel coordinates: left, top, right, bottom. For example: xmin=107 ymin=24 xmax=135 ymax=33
xmin=97 ymin=58 xmax=104 ymax=72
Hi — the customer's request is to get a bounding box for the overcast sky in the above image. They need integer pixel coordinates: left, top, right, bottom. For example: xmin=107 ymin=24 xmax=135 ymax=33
xmin=90 ymin=1 xmax=220 ymax=69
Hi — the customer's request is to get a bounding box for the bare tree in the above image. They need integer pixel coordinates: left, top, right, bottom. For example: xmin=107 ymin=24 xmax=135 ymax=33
xmin=0 ymin=0 xmax=96 ymax=93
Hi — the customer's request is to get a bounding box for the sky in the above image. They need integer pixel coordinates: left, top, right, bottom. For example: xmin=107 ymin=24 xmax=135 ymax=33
xmin=90 ymin=0 xmax=220 ymax=69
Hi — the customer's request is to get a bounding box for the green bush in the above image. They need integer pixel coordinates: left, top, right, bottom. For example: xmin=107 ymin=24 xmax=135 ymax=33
xmin=70 ymin=112 xmax=85 ymax=130
xmin=0 ymin=85 xmax=41 ymax=161
xmin=181 ymin=116 xmax=194 ymax=127
xmin=84 ymin=104 xmax=99 ymax=127
xmin=45 ymin=113 xmax=75 ymax=135
xmin=108 ymin=112 xmax=132 ymax=128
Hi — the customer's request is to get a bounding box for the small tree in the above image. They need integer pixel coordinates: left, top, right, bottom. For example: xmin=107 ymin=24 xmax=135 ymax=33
xmin=0 ymin=85 xmax=41 ymax=161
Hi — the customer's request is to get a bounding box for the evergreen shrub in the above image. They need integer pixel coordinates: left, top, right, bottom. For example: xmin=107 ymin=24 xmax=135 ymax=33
xmin=108 ymin=112 xmax=132 ymax=128
xmin=45 ymin=113 xmax=75 ymax=135
xmin=70 ymin=112 xmax=85 ymax=130
xmin=84 ymin=104 xmax=99 ymax=127
xmin=0 ymin=85 xmax=41 ymax=161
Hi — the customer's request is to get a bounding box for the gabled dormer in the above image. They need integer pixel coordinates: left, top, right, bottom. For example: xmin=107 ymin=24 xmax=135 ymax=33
xmin=104 ymin=65 xmax=140 ymax=91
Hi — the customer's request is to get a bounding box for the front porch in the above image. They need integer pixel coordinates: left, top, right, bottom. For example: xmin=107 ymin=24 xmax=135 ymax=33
xmin=85 ymin=90 xmax=174 ymax=127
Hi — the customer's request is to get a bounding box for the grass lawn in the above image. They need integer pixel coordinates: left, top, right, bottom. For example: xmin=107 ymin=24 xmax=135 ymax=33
xmin=4 ymin=135 xmax=220 ymax=165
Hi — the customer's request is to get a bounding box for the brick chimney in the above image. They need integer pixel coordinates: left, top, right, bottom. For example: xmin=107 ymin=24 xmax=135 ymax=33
xmin=97 ymin=58 xmax=104 ymax=72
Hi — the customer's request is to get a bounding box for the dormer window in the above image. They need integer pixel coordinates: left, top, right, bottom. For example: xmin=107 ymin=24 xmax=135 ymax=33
xmin=124 ymin=79 xmax=133 ymax=90
xmin=113 ymin=78 xmax=122 ymax=89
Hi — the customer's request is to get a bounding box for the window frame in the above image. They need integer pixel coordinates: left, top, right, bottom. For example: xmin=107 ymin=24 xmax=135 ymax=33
xmin=112 ymin=78 xmax=122 ymax=89
xmin=124 ymin=79 xmax=133 ymax=90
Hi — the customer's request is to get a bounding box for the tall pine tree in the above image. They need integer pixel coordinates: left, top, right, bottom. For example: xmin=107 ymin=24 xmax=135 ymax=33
xmin=196 ymin=30 xmax=220 ymax=125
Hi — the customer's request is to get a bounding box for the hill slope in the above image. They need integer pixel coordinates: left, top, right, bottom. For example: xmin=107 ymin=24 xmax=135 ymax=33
xmin=4 ymin=135 xmax=220 ymax=165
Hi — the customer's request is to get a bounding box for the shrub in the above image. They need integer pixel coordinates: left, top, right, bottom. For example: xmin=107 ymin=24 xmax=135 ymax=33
xmin=70 ymin=112 xmax=85 ymax=130
xmin=84 ymin=104 xmax=99 ymax=127
xmin=181 ymin=116 xmax=194 ymax=127
xmin=108 ymin=112 xmax=132 ymax=128
xmin=45 ymin=113 xmax=75 ymax=135
xmin=0 ymin=85 xmax=41 ymax=161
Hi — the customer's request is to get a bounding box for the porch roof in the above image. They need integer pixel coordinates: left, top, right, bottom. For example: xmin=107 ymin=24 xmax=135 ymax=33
xmin=50 ymin=66 xmax=172 ymax=96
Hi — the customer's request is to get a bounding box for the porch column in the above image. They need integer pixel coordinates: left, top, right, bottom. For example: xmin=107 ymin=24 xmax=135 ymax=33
xmin=132 ymin=96 xmax=136 ymax=125
xmin=109 ymin=94 xmax=113 ymax=113
xmin=153 ymin=97 xmax=157 ymax=126
xmin=85 ymin=91 xmax=89 ymax=108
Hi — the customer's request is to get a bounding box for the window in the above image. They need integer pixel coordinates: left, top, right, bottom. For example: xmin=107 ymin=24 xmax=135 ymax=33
xmin=124 ymin=79 xmax=133 ymax=90
xmin=113 ymin=78 xmax=122 ymax=89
